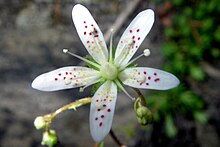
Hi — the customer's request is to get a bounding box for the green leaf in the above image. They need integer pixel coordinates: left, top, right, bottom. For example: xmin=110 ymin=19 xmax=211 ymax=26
xmin=194 ymin=111 xmax=208 ymax=124
xmin=189 ymin=65 xmax=205 ymax=81
xmin=165 ymin=115 xmax=177 ymax=138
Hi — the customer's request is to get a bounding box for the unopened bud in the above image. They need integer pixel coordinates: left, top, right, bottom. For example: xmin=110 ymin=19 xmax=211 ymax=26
xmin=34 ymin=116 xmax=46 ymax=130
xmin=134 ymin=97 xmax=153 ymax=125
xmin=41 ymin=130 xmax=58 ymax=147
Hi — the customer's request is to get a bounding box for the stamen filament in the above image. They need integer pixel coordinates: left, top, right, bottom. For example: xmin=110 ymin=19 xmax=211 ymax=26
xmin=63 ymin=49 xmax=100 ymax=69
xmin=109 ymin=28 xmax=114 ymax=63
xmin=119 ymin=49 xmax=151 ymax=71
xmin=114 ymin=42 xmax=132 ymax=66
xmin=114 ymin=79 xmax=135 ymax=101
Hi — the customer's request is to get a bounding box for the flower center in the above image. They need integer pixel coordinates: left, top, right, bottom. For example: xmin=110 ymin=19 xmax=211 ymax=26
xmin=100 ymin=62 xmax=118 ymax=80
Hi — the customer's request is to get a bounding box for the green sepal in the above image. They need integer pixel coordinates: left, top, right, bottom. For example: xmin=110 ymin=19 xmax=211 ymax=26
xmin=85 ymin=55 xmax=100 ymax=70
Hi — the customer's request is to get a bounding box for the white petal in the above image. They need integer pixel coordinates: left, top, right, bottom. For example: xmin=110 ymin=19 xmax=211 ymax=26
xmin=119 ymin=67 xmax=180 ymax=90
xmin=72 ymin=4 xmax=108 ymax=64
xmin=32 ymin=66 xmax=100 ymax=91
xmin=90 ymin=81 xmax=117 ymax=142
xmin=114 ymin=9 xmax=154 ymax=67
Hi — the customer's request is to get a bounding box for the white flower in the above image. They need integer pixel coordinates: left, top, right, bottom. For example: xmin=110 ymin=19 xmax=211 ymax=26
xmin=32 ymin=4 xmax=179 ymax=142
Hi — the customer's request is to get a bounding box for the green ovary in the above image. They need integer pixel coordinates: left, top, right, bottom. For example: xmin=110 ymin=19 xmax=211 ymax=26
xmin=100 ymin=62 xmax=118 ymax=80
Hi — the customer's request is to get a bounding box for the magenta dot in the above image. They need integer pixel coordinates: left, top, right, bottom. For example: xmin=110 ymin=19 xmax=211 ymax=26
xmin=138 ymin=37 xmax=140 ymax=40
xmin=54 ymin=78 xmax=58 ymax=81
xmin=146 ymin=83 xmax=149 ymax=86
xmin=101 ymin=115 xmax=104 ymax=118
xmin=85 ymin=25 xmax=87 ymax=28
xmin=144 ymin=71 xmax=147 ymax=75
xmin=95 ymin=117 xmax=98 ymax=120
xmin=137 ymin=29 xmax=140 ymax=32
xmin=97 ymin=109 xmax=101 ymax=112
xmin=65 ymin=72 xmax=68 ymax=75
xmin=84 ymin=32 xmax=86 ymax=35
xmin=129 ymin=30 xmax=132 ymax=33
xmin=91 ymin=24 xmax=94 ymax=26
xmin=132 ymin=36 xmax=135 ymax=39
xmin=83 ymin=21 xmax=86 ymax=23
xmin=154 ymin=78 xmax=160 ymax=82
xmin=107 ymin=109 xmax=111 ymax=112
xmin=148 ymin=76 xmax=151 ymax=80
xmin=136 ymin=46 xmax=138 ymax=48
xmin=99 ymin=122 xmax=103 ymax=127
xmin=58 ymin=73 xmax=61 ymax=76
xmin=154 ymin=73 xmax=157 ymax=76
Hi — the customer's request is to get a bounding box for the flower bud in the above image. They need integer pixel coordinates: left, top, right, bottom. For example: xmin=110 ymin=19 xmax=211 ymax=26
xmin=134 ymin=97 xmax=153 ymax=125
xmin=41 ymin=130 xmax=58 ymax=147
xmin=34 ymin=116 xmax=46 ymax=130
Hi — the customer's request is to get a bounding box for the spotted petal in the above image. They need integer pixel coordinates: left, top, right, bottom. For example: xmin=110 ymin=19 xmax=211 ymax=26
xmin=72 ymin=4 xmax=108 ymax=64
xmin=90 ymin=81 xmax=117 ymax=142
xmin=114 ymin=9 xmax=154 ymax=67
xmin=32 ymin=66 xmax=100 ymax=91
xmin=119 ymin=67 xmax=180 ymax=90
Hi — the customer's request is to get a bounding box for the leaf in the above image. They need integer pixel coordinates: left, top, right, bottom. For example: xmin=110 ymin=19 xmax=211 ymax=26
xmin=165 ymin=115 xmax=177 ymax=138
xmin=194 ymin=111 xmax=208 ymax=124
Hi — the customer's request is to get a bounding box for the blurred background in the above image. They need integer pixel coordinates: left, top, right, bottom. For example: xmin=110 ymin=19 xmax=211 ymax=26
xmin=0 ymin=0 xmax=220 ymax=146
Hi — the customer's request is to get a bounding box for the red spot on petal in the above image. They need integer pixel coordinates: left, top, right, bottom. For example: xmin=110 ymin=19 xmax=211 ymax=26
xmin=58 ymin=73 xmax=61 ymax=76
xmin=95 ymin=117 xmax=98 ymax=120
xmin=137 ymin=29 xmax=140 ymax=32
xmin=101 ymin=115 xmax=104 ymax=118
xmin=85 ymin=25 xmax=87 ymax=28
xmin=146 ymin=83 xmax=149 ymax=86
xmin=91 ymin=24 xmax=94 ymax=26
xmin=148 ymin=76 xmax=151 ymax=80
xmin=55 ymin=78 xmax=58 ymax=81
xmin=136 ymin=46 xmax=138 ymax=48
xmin=63 ymin=77 xmax=66 ymax=80
xmin=94 ymin=35 xmax=99 ymax=38
xmin=132 ymin=36 xmax=135 ymax=39
xmin=96 ymin=100 xmax=99 ymax=102
xmin=65 ymin=72 xmax=68 ymax=75
xmin=107 ymin=109 xmax=111 ymax=112
xmin=84 ymin=32 xmax=86 ymax=35
xmin=83 ymin=21 xmax=86 ymax=23
xmin=144 ymin=71 xmax=147 ymax=75
xmin=133 ymin=40 xmax=136 ymax=43
xmin=103 ymin=104 xmax=106 ymax=107
xmin=97 ymin=109 xmax=101 ymax=112
xmin=154 ymin=78 xmax=160 ymax=82
xmin=154 ymin=73 xmax=157 ymax=76
xmin=140 ymin=83 xmax=143 ymax=86
xmin=89 ymin=32 xmax=92 ymax=35
xmin=99 ymin=122 xmax=103 ymax=127
xmin=138 ymin=37 xmax=140 ymax=40
xmin=129 ymin=30 xmax=132 ymax=33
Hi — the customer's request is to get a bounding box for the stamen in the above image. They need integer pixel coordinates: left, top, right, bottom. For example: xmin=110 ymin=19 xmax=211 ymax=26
xmin=114 ymin=79 xmax=135 ymax=101
xmin=79 ymin=78 xmax=103 ymax=92
xmin=63 ymin=49 xmax=100 ymax=69
xmin=109 ymin=28 xmax=114 ymax=63
xmin=119 ymin=49 xmax=151 ymax=71
xmin=115 ymin=40 xmax=133 ymax=66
